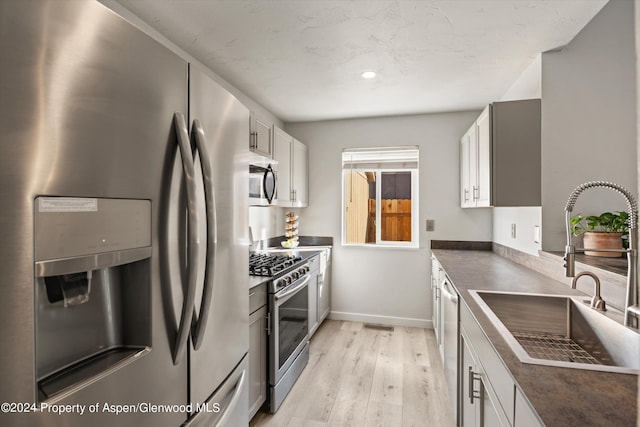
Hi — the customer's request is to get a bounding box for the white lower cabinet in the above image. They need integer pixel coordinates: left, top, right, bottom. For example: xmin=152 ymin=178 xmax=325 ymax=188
xmin=430 ymin=255 xmax=443 ymax=361
xmin=309 ymin=249 xmax=331 ymax=337
xmin=308 ymin=254 xmax=320 ymax=336
xmin=514 ymin=388 xmax=544 ymax=427
xmin=317 ymin=249 xmax=331 ymax=323
xmin=249 ymin=285 xmax=268 ymax=419
xmin=459 ymin=299 xmax=543 ymax=427
xmin=460 ymin=323 xmax=508 ymax=427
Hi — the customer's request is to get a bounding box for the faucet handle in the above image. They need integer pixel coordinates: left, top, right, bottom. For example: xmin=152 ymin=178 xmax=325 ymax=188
xmin=590 ymin=295 xmax=607 ymax=312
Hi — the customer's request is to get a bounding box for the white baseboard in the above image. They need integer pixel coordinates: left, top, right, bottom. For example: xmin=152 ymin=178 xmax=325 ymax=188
xmin=328 ymin=311 xmax=432 ymax=329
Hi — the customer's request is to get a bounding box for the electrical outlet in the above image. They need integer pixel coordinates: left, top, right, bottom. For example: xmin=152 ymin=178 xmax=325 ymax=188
xmin=511 ymin=223 xmax=516 ymax=239
xmin=426 ymin=219 xmax=435 ymax=232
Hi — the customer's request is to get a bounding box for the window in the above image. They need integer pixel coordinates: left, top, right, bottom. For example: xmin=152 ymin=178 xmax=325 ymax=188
xmin=342 ymin=147 xmax=419 ymax=248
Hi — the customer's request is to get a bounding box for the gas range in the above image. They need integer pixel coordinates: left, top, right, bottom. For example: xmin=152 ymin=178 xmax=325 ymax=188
xmin=249 ymin=253 xmax=309 ymax=293
xmin=250 ymin=251 xmax=311 ymax=413
xmin=249 ymin=253 xmax=303 ymax=277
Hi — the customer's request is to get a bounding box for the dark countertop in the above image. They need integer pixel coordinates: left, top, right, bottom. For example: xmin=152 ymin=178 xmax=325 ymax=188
xmin=248 ymin=274 xmax=271 ymax=290
xmin=432 ymin=249 xmax=638 ymax=427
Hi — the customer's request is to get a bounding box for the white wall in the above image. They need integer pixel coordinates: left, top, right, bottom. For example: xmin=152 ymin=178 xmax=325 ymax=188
xmin=249 ymin=207 xmax=283 ymax=242
xmin=286 ymin=112 xmax=491 ymax=326
xmin=492 ymin=207 xmax=542 ymax=256
xmin=541 ymin=0 xmax=637 ymax=251
xmin=500 ymin=54 xmax=542 ymax=102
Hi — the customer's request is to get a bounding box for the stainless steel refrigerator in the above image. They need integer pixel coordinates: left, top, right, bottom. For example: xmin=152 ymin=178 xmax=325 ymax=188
xmin=0 ymin=1 xmax=249 ymax=426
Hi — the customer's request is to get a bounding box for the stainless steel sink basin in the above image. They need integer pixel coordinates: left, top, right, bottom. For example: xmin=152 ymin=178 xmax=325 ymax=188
xmin=469 ymin=290 xmax=640 ymax=374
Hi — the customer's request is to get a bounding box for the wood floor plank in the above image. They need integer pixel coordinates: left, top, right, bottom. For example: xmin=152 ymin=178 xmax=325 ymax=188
xmin=369 ymin=328 xmax=404 ymax=405
xmin=286 ymin=417 xmax=328 ymax=427
xmin=402 ymin=327 xmax=431 ymax=367
xmin=335 ymin=373 xmax=373 ymax=402
xmin=291 ymin=325 xmax=358 ymax=422
xmin=251 ymin=321 xmax=455 ymax=427
xmin=363 ymin=401 xmax=403 ymax=427
xmin=340 ymin=326 xmax=381 ymax=379
xmin=402 ymin=363 xmax=455 ymax=427
xmin=341 ymin=321 xmax=363 ymax=331
xmin=327 ymin=398 xmax=368 ymax=427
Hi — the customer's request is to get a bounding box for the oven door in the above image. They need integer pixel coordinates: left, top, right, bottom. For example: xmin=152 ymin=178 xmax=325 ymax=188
xmin=269 ymin=274 xmax=310 ymax=385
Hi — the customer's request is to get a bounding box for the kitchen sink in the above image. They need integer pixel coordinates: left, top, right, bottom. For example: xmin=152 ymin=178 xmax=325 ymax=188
xmin=469 ymin=290 xmax=640 ymax=374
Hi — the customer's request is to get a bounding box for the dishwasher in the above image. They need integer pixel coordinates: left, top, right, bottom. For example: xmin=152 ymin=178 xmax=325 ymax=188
xmin=441 ymin=275 xmax=459 ymax=424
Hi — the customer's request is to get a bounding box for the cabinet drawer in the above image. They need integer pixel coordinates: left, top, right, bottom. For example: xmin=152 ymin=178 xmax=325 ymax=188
xmin=249 ymin=283 xmax=267 ymax=314
xmin=460 ymin=302 xmax=514 ymax=425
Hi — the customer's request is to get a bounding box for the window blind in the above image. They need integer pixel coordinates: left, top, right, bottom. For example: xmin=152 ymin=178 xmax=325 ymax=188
xmin=342 ymin=146 xmax=419 ymax=170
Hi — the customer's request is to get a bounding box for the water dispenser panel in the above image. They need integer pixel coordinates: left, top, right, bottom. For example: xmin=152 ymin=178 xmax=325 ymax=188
xmin=34 ymin=197 xmax=151 ymax=262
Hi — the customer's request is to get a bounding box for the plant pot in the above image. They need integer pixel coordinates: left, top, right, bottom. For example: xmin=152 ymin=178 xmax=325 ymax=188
xmin=583 ymin=232 xmax=623 ymax=257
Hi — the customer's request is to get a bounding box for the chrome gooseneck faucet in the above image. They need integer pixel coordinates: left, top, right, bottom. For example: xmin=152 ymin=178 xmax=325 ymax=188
xmin=563 ymin=181 xmax=639 ymax=328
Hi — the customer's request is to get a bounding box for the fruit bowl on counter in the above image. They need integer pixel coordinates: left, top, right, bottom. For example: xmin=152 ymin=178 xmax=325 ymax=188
xmin=281 ymin=240 xmax=299 ymax=248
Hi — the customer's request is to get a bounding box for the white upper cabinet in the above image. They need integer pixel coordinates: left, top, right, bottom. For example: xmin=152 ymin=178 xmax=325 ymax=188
xmin=475 ymin=106 xmax=491 ymax=207
xmin=291 ymin=138 xmax=308 ymax=207
xmin=250 ymin=113 xmax=273 ymax=157
xmin=273 ymin=126 xmax=308 ymax=207
xmin=460 ymin=125 xmax=475 ymax=208
xmin=460 ymin=99 xmax=541 ymax=208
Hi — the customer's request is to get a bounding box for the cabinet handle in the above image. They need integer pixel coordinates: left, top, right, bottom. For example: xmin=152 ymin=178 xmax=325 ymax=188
xmin=464 ymin=188 xmax=469 ymax=202
xmin=472 ymin=186 xmax=479 ymax=201
xmin=265 ymin=312 xmax=271 ymax=336
xmin=468 ymin=366 xmax=482 ymax=404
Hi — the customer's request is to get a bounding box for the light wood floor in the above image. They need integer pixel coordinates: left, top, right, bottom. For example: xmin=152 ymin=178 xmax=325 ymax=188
xmin=250 ymin=320 xmax=455 ymax=427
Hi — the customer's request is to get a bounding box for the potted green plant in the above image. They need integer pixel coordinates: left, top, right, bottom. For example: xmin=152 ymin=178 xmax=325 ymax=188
xmin=570 ymin=211 xmax=629 ymax=257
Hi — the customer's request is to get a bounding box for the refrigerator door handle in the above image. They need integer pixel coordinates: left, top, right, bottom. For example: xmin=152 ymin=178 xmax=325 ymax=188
xmin=172 ymin=112 xmax=200 ymax=365
xmin=190 ymin=119 xmax=217 ymax=350
xmin=214 ymin=368 xmax=246 ymax=427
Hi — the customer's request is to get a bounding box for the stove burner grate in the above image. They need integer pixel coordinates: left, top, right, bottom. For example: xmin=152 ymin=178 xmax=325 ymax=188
xmin=249 ymin=253 xmax=303 ymax=277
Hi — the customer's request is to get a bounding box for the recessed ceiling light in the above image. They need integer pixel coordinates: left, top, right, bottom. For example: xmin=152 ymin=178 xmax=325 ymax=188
xmin=361 ymin=70 xmax=377 ymax=79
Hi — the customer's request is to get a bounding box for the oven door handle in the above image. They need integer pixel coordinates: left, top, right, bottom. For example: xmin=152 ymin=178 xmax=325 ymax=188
xmin=275 ymin=275 xmax=310 ymax=302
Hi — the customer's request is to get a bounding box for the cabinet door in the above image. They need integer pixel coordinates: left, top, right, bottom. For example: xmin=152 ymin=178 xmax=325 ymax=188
xmin=461 ymin=333 xmax=479 ymax=427
xmin=273 ymin=126 xmax=292 ymax=206
xmin=460 ymin=130 xmax=471 ymax=208
xmin=431 ymin=257 xmax=442 ymax=349
xmin=249 ymin=305 xmax=268 ymax=419
xmin=515 ymin=387 xmax=543 ymax=427
xmin=308 ymin=256 xmax=319 ymax=336
xmin=481 ymin=383 xmax=503 ymax=427
xmin=475 ymin=106 xmax=491 ymax=207
xmin=251 ymin=116 xmax=272 ymax=157
xmin=292 ymin=138 xmax=308 ymax=207
xmin=318 ymin=250 xmax=331 ymax=322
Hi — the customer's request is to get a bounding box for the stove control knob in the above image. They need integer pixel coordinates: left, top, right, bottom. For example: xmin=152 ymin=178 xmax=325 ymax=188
xmin=292 ymin=272 xmax=299 ymax=280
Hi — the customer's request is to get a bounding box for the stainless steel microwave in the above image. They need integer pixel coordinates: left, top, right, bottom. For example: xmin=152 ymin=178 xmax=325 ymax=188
xmin=249 ymin=163 xmax=277 ymax=206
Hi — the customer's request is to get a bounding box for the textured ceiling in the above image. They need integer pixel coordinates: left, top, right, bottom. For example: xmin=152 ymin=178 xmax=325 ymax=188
xmin=114 ymin=0 xmax=607 ymax=122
